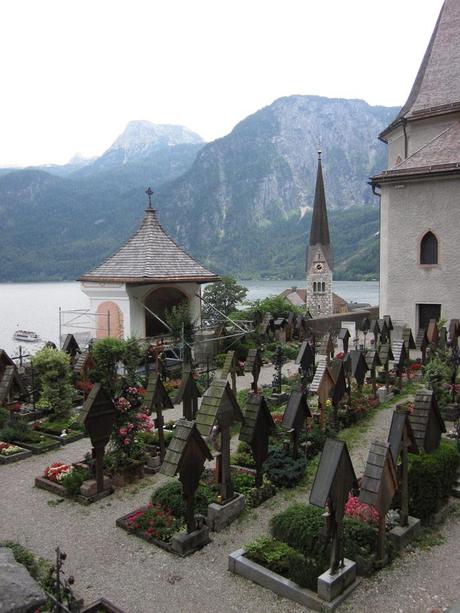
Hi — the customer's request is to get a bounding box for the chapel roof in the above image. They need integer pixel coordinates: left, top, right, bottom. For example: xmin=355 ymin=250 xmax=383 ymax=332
xmin=380 ymin=0 xmax=460 ymax=141
xmin=79 ymin=191 xmax=219 ymax=285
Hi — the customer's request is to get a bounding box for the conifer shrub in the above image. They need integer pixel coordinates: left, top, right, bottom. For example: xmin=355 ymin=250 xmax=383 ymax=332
xmin=262 ymin=446 xmax=307 ymax=488
xmin=408 ymin=441 xmax=459 ymax=522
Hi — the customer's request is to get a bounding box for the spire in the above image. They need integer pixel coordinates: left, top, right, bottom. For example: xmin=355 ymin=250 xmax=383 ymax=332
xmin=307 ymin=150 xmax=333 ymax=270
xmin=380 ymin=0 xmax=460 ymax=141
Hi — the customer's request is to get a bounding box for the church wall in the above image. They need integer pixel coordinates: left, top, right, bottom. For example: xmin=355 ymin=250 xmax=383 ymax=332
xmin=80 ymin=283 xmax=131 ymax=340
xmin=379 ymin=176 xmax=460 ymax=330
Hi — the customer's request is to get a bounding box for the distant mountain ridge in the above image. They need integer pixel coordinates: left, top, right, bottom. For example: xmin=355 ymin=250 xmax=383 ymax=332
xmin=0 ymin=97 xmax=398 ymax=282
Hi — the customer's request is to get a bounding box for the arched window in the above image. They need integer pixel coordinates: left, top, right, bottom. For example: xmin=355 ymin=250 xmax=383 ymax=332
xmin=420 ymin=231 xmax=438 ymax=265
xmin=322 ymin=282 xmax=326 ymax=292
xmin=313 ymin=282 xmax=317 ymax=293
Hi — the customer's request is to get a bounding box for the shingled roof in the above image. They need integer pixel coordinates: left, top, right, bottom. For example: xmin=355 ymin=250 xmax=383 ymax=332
xmin=160 ymin=419 xmax=212 ymax=478
xmin=79 ymin=203 xmax=219 ymax=284
xmin=380 ymin=0 xmax=460 ymax=141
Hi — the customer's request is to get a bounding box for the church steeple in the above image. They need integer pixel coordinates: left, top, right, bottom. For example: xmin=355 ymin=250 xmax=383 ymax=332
xmin=307 ymin=151 xmax=333 ymax=271
xmin=306 ymin=151 xmax=334 ymax=317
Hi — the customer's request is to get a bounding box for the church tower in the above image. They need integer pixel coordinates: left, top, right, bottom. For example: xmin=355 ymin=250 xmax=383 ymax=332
xmin=306 ymin=151 xmax=333 ymax=316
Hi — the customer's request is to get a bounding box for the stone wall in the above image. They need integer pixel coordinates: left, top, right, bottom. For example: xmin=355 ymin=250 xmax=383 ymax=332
xmin=306 ymin=306 xmax=379 ymax=339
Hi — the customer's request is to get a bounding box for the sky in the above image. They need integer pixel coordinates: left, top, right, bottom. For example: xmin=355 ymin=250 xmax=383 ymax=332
xmin=0 ymin=0 xmax=444 ymax=167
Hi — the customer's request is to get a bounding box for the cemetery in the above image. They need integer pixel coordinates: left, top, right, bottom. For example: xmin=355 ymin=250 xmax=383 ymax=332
xmin=2 ymin=4 xmax=460 ymax=610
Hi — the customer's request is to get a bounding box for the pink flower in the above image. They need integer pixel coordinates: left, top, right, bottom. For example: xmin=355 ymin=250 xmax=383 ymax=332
xmin=123 ymin=438 xmax=130 ymax=446
xmin=119 ymin=427 xmax=128 ymax=436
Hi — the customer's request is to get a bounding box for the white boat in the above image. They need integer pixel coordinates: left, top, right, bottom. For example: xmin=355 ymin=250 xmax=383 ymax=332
xmin=13 ymin=330 xmax=41 ymax=342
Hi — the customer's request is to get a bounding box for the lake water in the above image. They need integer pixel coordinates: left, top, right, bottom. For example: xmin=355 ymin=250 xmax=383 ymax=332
xmin=0 ymin=280 xmax=378 ymax=357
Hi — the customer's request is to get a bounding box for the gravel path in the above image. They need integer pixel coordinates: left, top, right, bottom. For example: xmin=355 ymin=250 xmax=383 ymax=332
xmin=1 ymin=371 xmax=457 ymax=613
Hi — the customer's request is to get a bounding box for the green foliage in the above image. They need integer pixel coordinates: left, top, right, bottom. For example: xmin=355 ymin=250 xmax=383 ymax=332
xmin=59 ymin=466 xmax=91 ymax=497
xmin=0 ymin=407 xmax=9 ymax=428
xmin=262 ymin=447 xmax=307 ymax=487
xmin=150 ymin=480 xmax=215 ymax=519
xmin=1 ymin=542 xmax=54 ymax=598
xmin=0 ymin=420 xmax=44 ymax=444
xmin=164 ymin=302 xmax=195 ymax=344
xmin=408 ymin=441 xmax=459 ymax=522
xmin=36 ymin=416 xmax=82 ymax=435
xmin=127 ymin=503 xmax=182 ymax=543
xmin=343 ymin=518 xmax=377 ymax=560
xmin=91 ymin=337 xmax=125 ymax=394
xmin=138 ymin=429 xmax=174 ymax=447
xmin=122 ymin=338 xmax=146 ymax=386
xmin=232 ymin=472 xmax=277 ymax=507
xmin=245 ymin=536 xmax=303 ymax=577
xmin=31 ymin=347 xmax=74 ymax=419
xmin=270 ymin=503 xmax=325 ymax=556
xmin=251 ymin=295 xmax=301 ymax=319
xmin=202 ymin=276 xmax=248 ymax=323
xmin=423 ymin=356 xmax=451 ymax=408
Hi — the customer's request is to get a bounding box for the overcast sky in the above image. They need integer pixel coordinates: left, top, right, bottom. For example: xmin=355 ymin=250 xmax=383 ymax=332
xmin=0 ymin=0 xmax=444 ymax=167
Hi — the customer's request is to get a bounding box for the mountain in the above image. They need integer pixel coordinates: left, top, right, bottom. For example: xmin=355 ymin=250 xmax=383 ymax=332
xmin=0 ymin=97 xmax=397 ymax=282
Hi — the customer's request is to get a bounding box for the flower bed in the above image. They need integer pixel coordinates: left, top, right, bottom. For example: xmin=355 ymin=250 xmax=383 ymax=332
xmin=116 ymin=503 xmax=182 ymax=553
xmin=0 ymin=441 xmax=32 ymax=464
xmin=0 ymin=419 xmax=61 ymax=454
xmin=35 ymin=462 xmax=112 ymax=504
xmin=33 ymin=416 xmax=85 ymax=445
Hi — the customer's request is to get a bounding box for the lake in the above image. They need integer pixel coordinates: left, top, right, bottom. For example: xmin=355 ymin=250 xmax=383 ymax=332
xmin=0 ymin=279 xmax=378 ymax=357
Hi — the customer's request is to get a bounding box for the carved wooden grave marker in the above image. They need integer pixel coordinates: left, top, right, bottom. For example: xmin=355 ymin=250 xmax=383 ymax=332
xmin=360 ymin=441 xmax=398 ymax=561
xmin=416 ymin=328 xmax=429 ymax=363
xmin=174 ymin=366 xmax=202 ymax=421
xmin=379 ymin=342 xmax=394 ymax=392
xmin=365 ymin=349 xmax=381 ymax=398
xmin=61 ymin=334 xmax=80 ymax=360
xmin=80 ymin=383 xmax=117 ymax=493
xmin=0 ymin=365 xmax=27 ymax=409
xmin=409 ymin=389 xmax=445 ymax=453
xmin=281 ymin=390 xmax=311 ymax=459
xmin=328 ymin=359 xmax=347 ymax=430
xmin=427 ymin=319 xmax=439 ymax=348
xmin=349 ymin=349 xmax=368 ymax=391
xmin=310 ymin=439 xmax=356 ymax=574
xmin=318 ymin=335 xmax=334 ymax=364
xmin=383 ymin=315 xmax=393 ymax=343
xmin=161 ymin=419 xmax=213 ymax=533
xmin=449 ymin=319 xmax=460 ymax=347
xmin=295 ymin=341 xmax=315 ymax=385
xmin=388 ymin=409 xmax=417 ymax=526
xmin=144 ymin=372 xmax=173 ymax=461
xmin=391 ymin=339 xmax=407 ymax=387
xmin=369 ymin=319 xmax=380 ymax=345
xmin=244 ymin=348 xmax=263 ymax=393
xmin=221 ymin=350 xmax=238 ymax=395
xmin=310 ymin=359 xmax=335 ymax=430
xmin=195 ymin=379 xmax=243 ymax=502
xmin=240 ymin=394 xmax=275 ymax=486
xmin=338 ymin=328 xmax=350 ymax=354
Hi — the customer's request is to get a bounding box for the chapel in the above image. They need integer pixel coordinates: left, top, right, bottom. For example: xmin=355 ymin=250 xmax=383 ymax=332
xmin=371 ymin=0 xmax=460 ymax=332
xmin=79 ymin=188 xmax=219 ymax=339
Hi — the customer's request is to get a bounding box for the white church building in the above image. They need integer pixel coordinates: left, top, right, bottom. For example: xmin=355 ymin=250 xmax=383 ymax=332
xmin=79 ymin=189 xmax=219 ymax=340
xmin=371 ymin=0 xmax=460 ymax=333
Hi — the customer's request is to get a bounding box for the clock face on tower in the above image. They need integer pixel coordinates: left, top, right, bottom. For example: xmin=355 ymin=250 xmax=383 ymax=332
xmin=315 ymin=263 xmax=324 ymax=272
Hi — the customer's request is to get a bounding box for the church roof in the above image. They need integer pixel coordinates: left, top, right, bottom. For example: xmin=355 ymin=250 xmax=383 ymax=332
xmin=380 ymin=0 xmax=460 ymax=141
xmin=373 ymin=121 xmax=460 ymax=182
xmin=79 ymin=195 xmax=219 ymax=284
xmin=307 ymin=152 xmax=332 ymax=270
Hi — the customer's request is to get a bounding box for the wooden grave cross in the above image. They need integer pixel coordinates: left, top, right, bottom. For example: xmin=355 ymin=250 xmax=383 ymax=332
xmin=409 ymin=389 xmax=446 ymax=453
xmin=388 ymin=408 xmax=418 ymax=527
xmin=350 ymin=349 xmax=368 ymax=391
xmin=310 ymin=439 xmax=356 ymax=574
xmin=359 ymin=441 xmax=398 ymax=562
xmin=244 ymin=348 xmax=263 ymax=393
xmin=144 ymin=372 xmax=174 ymax=462
xmin=281 ymin=390 xmax=311 ymax=459
xmin=221 ymin=350 xmax=238 ymax=395
xmin=174 ymin=366 xmax=202 ymax=421
xmin=160 ymin=419 xmax=213 ymax=533
xmin=195 ymin=379 xmax=243 ymax=502
xmin=240 ymin=394 xmax=276 ymax=486
xmin=310 ymin=359 xmax=335 ymax=430
xmin=80 ymin=383 xmax=117 ymax=493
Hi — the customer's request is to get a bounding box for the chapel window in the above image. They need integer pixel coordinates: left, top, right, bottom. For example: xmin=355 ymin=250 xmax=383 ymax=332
xmin=420 ymin=231 xmax=438 ymax=265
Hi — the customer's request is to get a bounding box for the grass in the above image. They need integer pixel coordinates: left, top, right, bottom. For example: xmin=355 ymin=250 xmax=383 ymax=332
xmin=410 ymin=528 xmax=446 ymax=550
xmin=338 ymin=381 xmax=421 ymax=450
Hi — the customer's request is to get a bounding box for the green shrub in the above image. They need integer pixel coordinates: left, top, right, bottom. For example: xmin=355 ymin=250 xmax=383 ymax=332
xmin=151 ymin=481 xmax=215 ymax=518
xmin=31 ymin=347 xmax=75 ymax=419
xmin=343 ymin=517 xmax=377 ymax=560
xmin=270 ymin=503 xmax=325 ymax=556
xmin=0 ymin=407 xmax=9 ymax=428
xmin=215 ymin=353 xmax=227 ymax=369
xmin=60 ymin=466 xmax=91 ymax=497
xmin=262 ymin=447 xmax=307 ymax=488
xmin=245 ymin=536 xmax=303 ymax=578
xmin=231 ymin=471 xmax=277 ymax=507
xmin=0 ymin=421 xmax=41 ymax=443
xmin=231 ymin=441 xmax=256 ymax=468
xmin=408 ymin=441 xmax=459 ymax=522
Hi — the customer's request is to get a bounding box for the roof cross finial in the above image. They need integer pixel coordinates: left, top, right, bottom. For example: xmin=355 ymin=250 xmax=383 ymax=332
xmin=145 ymin=186 xmax=154 ymax=209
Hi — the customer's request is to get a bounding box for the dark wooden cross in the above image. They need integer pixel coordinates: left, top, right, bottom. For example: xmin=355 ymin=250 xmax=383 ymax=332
xmin=160 ymin=420 xmax=213 ymax=533
xmin=388 ymin=408 xmax=418 ymax=527
xmin=80 ymin=383 xmax=117 ymax=493
xmin=310 ymin=439 xmax=356 ymax=574
xmin=240 ymin=394 xmax=276 ymax=486
xmin=174 ymin=365 xmax=201 ymax=420
xmin=144 ymin=372 xmax=173 ymax=462
xmin=282 ymin=390 xmax=311 ymax=459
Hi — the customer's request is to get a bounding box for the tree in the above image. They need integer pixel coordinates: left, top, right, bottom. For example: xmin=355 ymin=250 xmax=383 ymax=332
xmin=91 ymin=337 xmax=125 ymax=394
xmin=164 ymin=302 xmax=194 ymax=345
xmin=122 ymin=338 xmax=146 ymax=386
xmin=31 ymin=347 xmax=75 ymax=419
xmin=250 ymin=295 xmax=302 ymax=318
xmin=202 ymin=276 xmax=248 ymax=323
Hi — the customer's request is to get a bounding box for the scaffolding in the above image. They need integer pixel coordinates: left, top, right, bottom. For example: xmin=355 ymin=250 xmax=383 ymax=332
xmin=58 ymin=308 xmax=110 ymax=349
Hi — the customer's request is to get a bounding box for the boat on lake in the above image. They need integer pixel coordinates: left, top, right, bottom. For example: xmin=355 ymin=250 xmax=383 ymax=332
xmin=13 ymin=329 xmax=40 ymax=342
